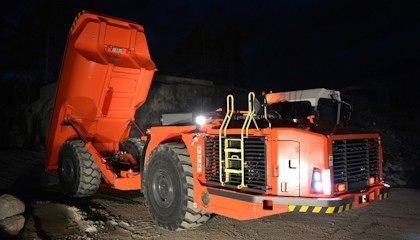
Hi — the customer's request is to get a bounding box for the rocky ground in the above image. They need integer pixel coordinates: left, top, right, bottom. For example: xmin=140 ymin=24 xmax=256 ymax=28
xmin=0 ymin=149 xmax=419 ymax=240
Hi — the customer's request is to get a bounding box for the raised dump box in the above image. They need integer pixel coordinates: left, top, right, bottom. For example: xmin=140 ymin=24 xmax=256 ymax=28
xmin=45 ymin=11 xmax=156 ymax=171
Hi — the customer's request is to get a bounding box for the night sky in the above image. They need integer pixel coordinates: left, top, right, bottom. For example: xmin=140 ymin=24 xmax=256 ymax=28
xmin=1 ymin=0 xmax=419 ymax=104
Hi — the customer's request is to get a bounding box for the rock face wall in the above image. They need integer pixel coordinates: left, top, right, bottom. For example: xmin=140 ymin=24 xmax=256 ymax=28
xmin=6 ymin=74 xmax=248 ymax=151
xmin=134 ymin=75 xmax=248 ymax=132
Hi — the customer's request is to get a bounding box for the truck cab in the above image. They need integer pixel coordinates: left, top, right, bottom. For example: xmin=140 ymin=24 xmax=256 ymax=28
xmin=179 ymin=89 xmax=390 ymax=218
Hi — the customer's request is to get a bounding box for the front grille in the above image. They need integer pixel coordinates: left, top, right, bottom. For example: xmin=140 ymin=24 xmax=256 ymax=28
xmin=332 ymin=138 xmax=380 ymax=192
xmin=204 ymin=136 xmax=267 ymax=193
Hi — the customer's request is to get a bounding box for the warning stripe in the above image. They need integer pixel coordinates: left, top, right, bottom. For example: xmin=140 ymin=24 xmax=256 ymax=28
xmin=289 ymin=191 xmax=389 ymax=214
xmin=288 ymin=203 xmax=352 ymax=214
xmin=69 ymin=11 xmax=85 ymax=33
xmin=378 ymin=192 xmax=388 ymax=200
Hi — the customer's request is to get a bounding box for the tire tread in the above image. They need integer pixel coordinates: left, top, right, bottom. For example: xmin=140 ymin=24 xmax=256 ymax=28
xmin=144 ymin=142 xmax=211 ymax=231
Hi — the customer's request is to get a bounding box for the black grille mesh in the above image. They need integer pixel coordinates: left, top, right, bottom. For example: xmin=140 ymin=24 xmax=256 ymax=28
xmin=204 ymin=136 xmax=267 ymax=193
xmin=332 ymin=138 xmax=380 ymax=192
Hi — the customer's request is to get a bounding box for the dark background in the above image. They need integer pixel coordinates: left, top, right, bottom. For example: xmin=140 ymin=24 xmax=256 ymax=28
xmin=0 ymin=1 xmax=419 ymax=187
xmin=1 ymin=0 xmax=419 ymax=102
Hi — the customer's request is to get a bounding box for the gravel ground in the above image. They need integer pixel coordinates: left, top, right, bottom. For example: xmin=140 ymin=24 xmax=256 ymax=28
xmin=1 ymin=150 xmax=419 ymax=240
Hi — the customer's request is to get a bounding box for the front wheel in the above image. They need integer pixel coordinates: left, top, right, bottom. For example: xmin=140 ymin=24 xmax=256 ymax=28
xmin=143 ymin=143 xmax=210 ymax=231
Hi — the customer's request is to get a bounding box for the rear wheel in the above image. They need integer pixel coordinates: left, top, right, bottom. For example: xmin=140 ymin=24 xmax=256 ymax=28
xmin=57 ymin=140 xmax=101 ymax=198
xmin=120 ymin=138 xmax=145 ymax=171
xmin=143 ymin=143 xmax=211 ymax=231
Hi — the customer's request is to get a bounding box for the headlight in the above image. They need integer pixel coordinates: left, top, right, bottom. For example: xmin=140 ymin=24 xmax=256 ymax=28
xmin=311 ymin=168 xmax=331 ymax=195
xmin=195 ymin=115 xmax=207 ymax=126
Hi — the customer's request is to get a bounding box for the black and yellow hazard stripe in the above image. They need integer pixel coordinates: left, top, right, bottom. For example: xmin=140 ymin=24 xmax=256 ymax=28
xmin=378 ymin=192 xmax=388 ymax=200
xmin=288 ymin=203 xmax=352 ymax=214
xmin=69 ymin=11 xmax=85 ymax=33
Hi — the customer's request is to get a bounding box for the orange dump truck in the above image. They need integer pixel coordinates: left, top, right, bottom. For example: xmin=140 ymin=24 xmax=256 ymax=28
xmin=45 ymin=11 xmax=390 ymax=230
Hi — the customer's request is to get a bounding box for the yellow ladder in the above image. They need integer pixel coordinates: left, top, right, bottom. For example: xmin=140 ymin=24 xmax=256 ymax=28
xmin=219 ymin=92 xmax=257 ymax=189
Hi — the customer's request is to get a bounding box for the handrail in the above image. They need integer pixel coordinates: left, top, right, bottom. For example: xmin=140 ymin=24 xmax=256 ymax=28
xmin=241 ymin=92 xmax=257 ymax=137
xmin=219 ymin=94 xmax=234 ymax=137
xmin=219 ymin=94 xmax=234 ymax=185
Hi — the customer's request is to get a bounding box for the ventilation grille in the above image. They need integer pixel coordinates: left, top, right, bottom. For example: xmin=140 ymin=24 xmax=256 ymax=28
xmin=332 ymin=138 xmax=380 ymax=192
xmin=204 ymin=136 xmax=267 ymax=193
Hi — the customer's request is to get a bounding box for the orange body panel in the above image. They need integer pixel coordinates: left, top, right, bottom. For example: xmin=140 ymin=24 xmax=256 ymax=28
xmin=45 ymin=11 xmax=156 ymax=170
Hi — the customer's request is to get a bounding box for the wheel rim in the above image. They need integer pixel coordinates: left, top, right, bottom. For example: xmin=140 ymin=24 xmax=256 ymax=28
xmin=151 ymin=169 xmax=174 ymax=208
xmin=61 ymin=157 xmax=75 ymax=182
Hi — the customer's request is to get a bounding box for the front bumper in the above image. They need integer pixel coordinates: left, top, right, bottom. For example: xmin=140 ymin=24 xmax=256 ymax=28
xmin=288 ymin=185 xmax=390 ymax=213
xmin=207 ymin=184 xmax=390 ymax=214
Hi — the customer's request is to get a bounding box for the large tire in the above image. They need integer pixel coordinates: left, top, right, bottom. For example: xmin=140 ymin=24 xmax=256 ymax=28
xmin=57 ymin=140 xmax=101 ymax=198
xmin=143 ymin=143 xmax=211 ymax=231
xmin=120 ymin=138 xmax=145 ymax=171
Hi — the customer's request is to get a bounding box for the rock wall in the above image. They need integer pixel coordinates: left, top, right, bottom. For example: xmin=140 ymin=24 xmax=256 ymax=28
xmin=6 ymin=74 xmax=248 ymax=151
xmin=134 ymin=75 xmax=248 ymax=132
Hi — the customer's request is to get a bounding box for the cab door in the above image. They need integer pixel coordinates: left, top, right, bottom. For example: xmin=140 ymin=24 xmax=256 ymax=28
xmin=276 ymin=141 xmax=300 ymax=196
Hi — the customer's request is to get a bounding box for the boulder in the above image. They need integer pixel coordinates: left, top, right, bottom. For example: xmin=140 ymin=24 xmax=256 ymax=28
xmin=0 ymin=215 xmax=25 ymax=236
xmin=0 ymin=194 xmax=25 ymax=220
